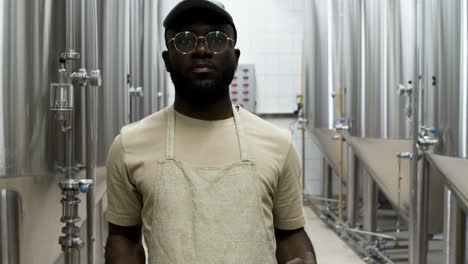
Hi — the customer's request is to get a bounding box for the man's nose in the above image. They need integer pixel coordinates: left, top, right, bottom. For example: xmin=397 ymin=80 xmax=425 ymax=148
xmin=193 ymin=37 xmax=212 ymax=56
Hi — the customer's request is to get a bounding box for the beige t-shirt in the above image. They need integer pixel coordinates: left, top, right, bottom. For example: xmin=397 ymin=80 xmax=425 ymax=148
xmin=106 ymin=105 xmax=305 ymax=245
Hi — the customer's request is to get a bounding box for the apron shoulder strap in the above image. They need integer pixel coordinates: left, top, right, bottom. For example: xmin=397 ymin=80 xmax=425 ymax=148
xmin=165 ymin=107 xmax=176 ymax=159
xmin=232 ymin=105 xmax=250 ymax=162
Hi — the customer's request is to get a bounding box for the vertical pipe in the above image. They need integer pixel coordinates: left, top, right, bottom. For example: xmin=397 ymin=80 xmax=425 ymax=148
xmin=460 ymin=0 xmax=468 ymax=159
xmin=409 ymin=0 xmax=425 ymax=262
xmin=346 ymin=145 xmax=358 ymax=228
xmin=337 ymin=83 xmax=344 ymax=224
xmin=130 ymin=0 xmax=143 ymax=122
xmin=1 ymin=189 xmax=9 ymax=264
xmin=84 ymin=0 xmax=100 ymax=263
xmin=66 ymin=0 xmax=75 ymax=51
xmin=443 ymin=187 xmax=465 ymax=264
xmin=363 ymin=169 xmax=376 ymax=240
xmin=301 ymin=127 xmax=306 ymax=194
xmin=322 ymin=159 xmax=332 ymax=199
xmin=443 ymin=187 xmax=454 ymax=264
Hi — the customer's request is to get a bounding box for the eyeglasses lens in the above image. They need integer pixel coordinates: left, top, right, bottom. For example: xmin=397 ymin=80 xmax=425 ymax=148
xmin=175 ymin=32 xmax=197 ymax=53
xmin=205 ymin=32 xmax=228 ymax=53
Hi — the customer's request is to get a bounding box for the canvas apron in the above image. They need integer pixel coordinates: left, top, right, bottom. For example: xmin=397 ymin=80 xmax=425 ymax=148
xmin=150 ymin=106 xmax=276 ymax=264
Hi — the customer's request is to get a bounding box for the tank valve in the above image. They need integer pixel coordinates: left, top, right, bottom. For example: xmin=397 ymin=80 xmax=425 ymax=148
xmin=417 ymin=127 xmax=438 ymax=151
xmin=129 ymin=86 xmax=144 ymax=97
xmin=334 ymin=117 xmax=349 ymax=132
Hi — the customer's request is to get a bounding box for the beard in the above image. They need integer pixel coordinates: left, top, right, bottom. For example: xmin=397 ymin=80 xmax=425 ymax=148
xmin=170 ymin=63 xmax=237 ymax=105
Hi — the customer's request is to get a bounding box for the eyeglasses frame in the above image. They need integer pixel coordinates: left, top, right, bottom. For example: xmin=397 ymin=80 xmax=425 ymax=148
xmin=167 ymin=31 xmax=235 ymax=55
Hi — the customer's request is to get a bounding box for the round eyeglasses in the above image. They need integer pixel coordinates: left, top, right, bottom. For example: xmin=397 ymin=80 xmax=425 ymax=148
xmin=167 ymin=31 xmax=235 ymax=54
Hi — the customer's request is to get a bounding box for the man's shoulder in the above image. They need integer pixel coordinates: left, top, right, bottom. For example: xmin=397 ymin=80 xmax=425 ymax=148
xmin=239 ymin=108 xmax=292 ymax=147
xmin=119 ymin=107 xmax=169 ymax=149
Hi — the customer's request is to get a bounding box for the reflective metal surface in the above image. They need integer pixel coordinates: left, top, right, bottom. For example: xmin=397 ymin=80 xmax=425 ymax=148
xmin=142 ymin=0 xmax=167 ymax=117
xmin=340 ymin=0 xmax=361 ymax=134
xmin=0 ymin=0 xmax=135 ymax=262
xmin=0 ymin=189 xmax=21 ymax=264
xmin=0 ymin=0 xmax=66 ymax=178
xmin=421 ymin=0 xmax=468 ymax=159
xmin=129 ymin=0 xmax=167 ymax=122
xmin=99 ymin=0 xmax=131 ymax=164
xmin=443 ymin=188 xmax=466 ymax=264
xmin=303 ymin=0 xmax=334 ymax=130
xmin=350 ymin=0 xmax=415 ymax=139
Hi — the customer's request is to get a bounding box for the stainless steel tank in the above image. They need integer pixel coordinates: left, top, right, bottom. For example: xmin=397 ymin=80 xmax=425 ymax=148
xmin=303 ymin=0 xmax=351 ymax=184
xmin=99 ymin=0 xmax=131 ymax=164
xmin=129 ymin=0 xmax=167 ymax=123
xmin=339 ymin=0 xmax=361 ymax=131
xmin=420 ymin=1 xmax=468 ymax=261
xmin=0 ymin=0 xmax=66 ymax=180
xmin=348 ymin=0 xmax=416 ymax=139
xmin=0 ymin=0 xmax=131 ymax=262
xmin=304 ymin=0 xmax=334 ymax=131
xmin=421 ymin=0 xmax=468 ymax=159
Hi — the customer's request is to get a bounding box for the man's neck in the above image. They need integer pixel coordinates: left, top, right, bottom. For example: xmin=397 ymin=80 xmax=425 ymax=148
xmin=173 ymin=95 xmax=234 ymax=121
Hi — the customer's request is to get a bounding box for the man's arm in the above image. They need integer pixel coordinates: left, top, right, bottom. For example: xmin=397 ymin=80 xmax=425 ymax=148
xmin=105 ymin=223 xmax=145 ymax=264
xmin=275 ymin=227 xmax=317 ymax=264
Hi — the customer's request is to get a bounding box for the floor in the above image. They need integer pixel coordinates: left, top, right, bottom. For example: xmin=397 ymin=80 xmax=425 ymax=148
xmin=304 ymin=206 xmax=365 ymax=264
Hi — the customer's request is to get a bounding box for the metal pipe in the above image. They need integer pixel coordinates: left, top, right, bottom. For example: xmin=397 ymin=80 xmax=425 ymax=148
xmin=409 ymin=0 xmax=427 ymax=262
xmin=306 ymin=196 xmax=340 ymax=203
xmin=302 ymin=124 xmax=306 ymax=194
xmin=363 ymin=169 xmax=377 ymax=241
xmin=346 ymin=145 xmax=358 ymax=228
xmin=346 ymin=228 xmax=397 ymax=241
xmin=84 ymin=0 xmax=100 ymax=263
xmin=409 ymin=152 xmax=430 ymax=264
xmin=443 ymin=187 xmax=465 ymax=264
xmin=66 ymin=0 xmax=76 ymax=51
xmin=322 ymin=159 xmax=333 ymax=199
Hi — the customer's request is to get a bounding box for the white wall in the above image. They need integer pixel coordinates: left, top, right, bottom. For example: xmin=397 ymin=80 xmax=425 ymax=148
xmin=161 ymin=0 xmax=305 ymax=114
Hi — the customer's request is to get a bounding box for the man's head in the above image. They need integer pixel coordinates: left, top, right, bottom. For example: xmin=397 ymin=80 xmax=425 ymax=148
xmin=162 ymin=0 xmax=240 ymax=105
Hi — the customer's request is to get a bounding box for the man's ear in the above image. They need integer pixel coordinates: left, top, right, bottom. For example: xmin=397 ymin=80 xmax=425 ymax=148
xmin=162 ymin=50 xmax=171 ymax=72
xmin=234 ymin=48 xmax=241 ymax=69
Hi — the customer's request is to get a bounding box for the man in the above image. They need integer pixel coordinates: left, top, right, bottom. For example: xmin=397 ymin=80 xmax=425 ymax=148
xmin=105 ymin=0 xmax=316 ymax=263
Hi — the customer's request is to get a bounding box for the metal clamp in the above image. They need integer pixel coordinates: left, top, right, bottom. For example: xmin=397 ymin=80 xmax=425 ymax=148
xmin=89 ymin=70 xmax=102 ymax=87
xmin=417 ymin=127 xmax=438 ymax=151
xmin=58 ymin=178 xmax=93 ymax=252
xmin=396 ymin=152 xmax=413 ymax=160
xmin=335 ymin=117 xmax=349 ymax=132
xmin=129 ymin=86 xmax=144 ymax=97
xmin=70 ymin=68 xmax=102 ymax=88
xmin=61 ymin=50 xmax=80 ymax=61
xmin=397 ymin=83 xmax=413 ymax=96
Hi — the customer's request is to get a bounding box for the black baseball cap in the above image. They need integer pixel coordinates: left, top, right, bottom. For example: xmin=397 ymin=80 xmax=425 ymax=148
xmin=163 ymin=0 xmax=237 ymax=40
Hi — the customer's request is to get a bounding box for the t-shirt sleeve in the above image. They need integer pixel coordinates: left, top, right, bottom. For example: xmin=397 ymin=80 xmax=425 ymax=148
xmin=273 ymin=140 xmax=305 ymax=230
xmin=105 ymin=135 xmax=142 ymax=226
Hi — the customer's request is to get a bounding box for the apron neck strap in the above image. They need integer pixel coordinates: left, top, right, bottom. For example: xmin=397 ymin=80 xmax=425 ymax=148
xmin=165 ymin=106 xmax=176 ymax=160
xmin=232 ymin=105 xmax=249 ymax=161
xmin=165 ymin=105 xmax=249 ymax=161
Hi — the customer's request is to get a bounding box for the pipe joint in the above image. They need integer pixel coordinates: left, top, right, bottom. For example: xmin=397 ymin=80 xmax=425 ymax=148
xmin=129 ymin=86 xmax=144 ymax=97
xmin=70 ymin=68 xmax=88 ymax=86
xmin=71 ymin=68 xmax=102 ymax=88
xmin=396 ymin=152 xmax=413 ymax=159
xmin=397 ymin=83 xmax=413 ymax=96
xmin=335 ymin=118 xmax=350 ymax=132
xmin=61 ymin=50 xmax=80 ymax=61
xmin=417 ymin=126 xmax=439 ymax=151
xmin=89 ymin=69 xmax=102 ymax=87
